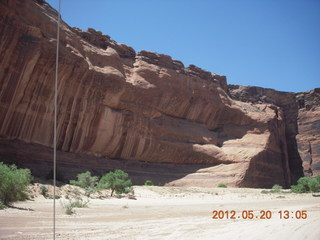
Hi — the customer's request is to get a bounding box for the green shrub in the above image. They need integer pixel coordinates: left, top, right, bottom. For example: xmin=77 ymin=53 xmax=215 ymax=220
xmin=70 ymin=171 xmax=98 ymax=189
xmin=0 ymin=162 xmax=32 ymax=205
xmin=291 ymin=176 xmax=320 ymax=193
xmin=261 ymin=190 xmax=270 ymax=194
xmin=315 ymin=175 xmax=320 ymax=184
xmin=47 ymin=195 xmax=61 ymax=199
xmin=144 ymin=180 xmax=153 ymax=186
xmin=0 ymin=200 xmax=6 ymax=210
xmin=97 ymin=170 xmax=132 ymax=196
xmin=270 ymin=184 xmax=282 ymax=193
xmin=291 ymin=184 xmax=305 ymax=193
xmin=217 ymin=184 xmax=227 ymax=188
xmin=40 ymin=185 xmax=48 ymax=197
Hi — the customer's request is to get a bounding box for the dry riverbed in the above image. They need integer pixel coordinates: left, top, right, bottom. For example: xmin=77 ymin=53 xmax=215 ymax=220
xmin=0 ymin=185 xmax=319 ymax=240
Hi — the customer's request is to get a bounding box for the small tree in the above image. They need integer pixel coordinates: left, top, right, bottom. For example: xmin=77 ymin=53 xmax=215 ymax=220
xmin=70 ymin=171 xmax=98 ymax=189
xmin=97 ymin=170 xmax=132 ymax=196
xmin=0 ymin=162 xmax=32 ymax=205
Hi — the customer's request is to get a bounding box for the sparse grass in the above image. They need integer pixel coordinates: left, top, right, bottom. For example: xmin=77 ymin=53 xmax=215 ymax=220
xmin=217 ymin=184 xmax=227 ymax=188
xmin=60 ymin=198 xmax=89 ymax=215
xmin=69 ymin=198 xmax=89 ymax=208
xmin=122 ymin=205 xmax=128 ymax=209
xmin=261 ymin=190 xmax=270 ymax=194
xmin=62 ymin=202 xmax=75 ymax=215
xmin=261 ymin=184 xmax=283 ymax=194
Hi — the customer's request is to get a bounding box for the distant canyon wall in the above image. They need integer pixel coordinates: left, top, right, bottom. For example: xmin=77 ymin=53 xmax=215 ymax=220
xmin=0 ymin=0 xmax=318 ymax=187
xmin=228 ymin=86 xmax=320 ymax=180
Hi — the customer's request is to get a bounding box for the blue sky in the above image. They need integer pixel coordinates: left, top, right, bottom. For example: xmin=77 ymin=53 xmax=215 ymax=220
xmin=46 ymin=0 xmax=320 ymax=92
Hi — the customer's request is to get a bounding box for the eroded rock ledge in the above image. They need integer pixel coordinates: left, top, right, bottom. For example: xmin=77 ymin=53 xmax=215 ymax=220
xmin=0 ymin=0 xmax=316 ymax=187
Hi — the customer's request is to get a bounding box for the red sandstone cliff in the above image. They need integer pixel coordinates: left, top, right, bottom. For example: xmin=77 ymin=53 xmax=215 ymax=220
xmin=296 ymin=89 xmax=320 ymax=177
xmin=0 ymin=0 xmax=316 ymax=187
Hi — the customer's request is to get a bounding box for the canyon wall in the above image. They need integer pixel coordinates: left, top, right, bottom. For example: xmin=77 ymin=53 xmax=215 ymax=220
xmin=0 ymin=0 xmax=316 ymax=187
xmin=228 ymin=86 xmax=320 ymax=181
xmin=295 ymin=89 xmax=320 ymax=177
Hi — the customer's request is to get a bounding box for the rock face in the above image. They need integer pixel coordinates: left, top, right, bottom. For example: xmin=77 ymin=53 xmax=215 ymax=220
xmin=228 ymin=85 xmax=304 ymax=183
xmin=295 ymin=89 xmax=320 ymax=177
xmin=228 ymin=86 xmax=320 ymax=181
xmin=0 ymin=0 xmax=316 ymax=188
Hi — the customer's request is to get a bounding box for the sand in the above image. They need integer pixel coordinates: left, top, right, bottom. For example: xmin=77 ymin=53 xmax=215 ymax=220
xmin=0 ymin=186 xmax=319 ymax=240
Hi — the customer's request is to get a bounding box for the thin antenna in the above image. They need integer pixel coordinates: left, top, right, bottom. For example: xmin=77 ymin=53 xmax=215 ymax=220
xmin=54 ymin=0 xmax=61 ymax=239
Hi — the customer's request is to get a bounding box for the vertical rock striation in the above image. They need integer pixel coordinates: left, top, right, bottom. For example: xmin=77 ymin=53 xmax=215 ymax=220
xmin=296 ymin=89 xmax=320 ymax=176
xmin=228 ymin=85 xmax=305 ymax=183
xmin=1 ymin=0 xmax=316 ymax=187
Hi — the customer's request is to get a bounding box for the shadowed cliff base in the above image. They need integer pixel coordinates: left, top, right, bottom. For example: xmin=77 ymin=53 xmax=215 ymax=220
xmin=0 ymin=138 xmax=232 ymax=187
xmin=0 ymin=138 xmax=287 ymax=188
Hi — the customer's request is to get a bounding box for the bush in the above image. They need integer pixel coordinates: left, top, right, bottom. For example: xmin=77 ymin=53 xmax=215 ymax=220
xmin=97 ymin=170 xmax=132 ymax=196
xmin=0 ymin=200 xmax=6 ymax=210
xmin=40 ymin=185 xmax=48 ymax=197
xmin=261 ymin=184 xmax=283 ymax=194
xmin=270 ymin=184 xmax=282 ymax=193
xmin=291 ymin=176 xmax=320 ymax=193
xmin=315 ymin=175 xmax=320 ymax=183
xmin=0 ymin=162 xmax=32 ymax=205
xmin=261 ymin=190 xmax=270 ymax=194
xmin=70 ymin=171 xmax=98 ymax=189
xmin=47 ymin=195 xmax=61 ymax=199
xmin=217 ymin=184 xmax=227 ymax=188
xmin=144 ymin=180 xmax=153 ymax=186
xmin=291 ymin=184 xmax=305 ymax=193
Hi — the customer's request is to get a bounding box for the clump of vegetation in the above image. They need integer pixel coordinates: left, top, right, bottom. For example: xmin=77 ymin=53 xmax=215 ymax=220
xmin=271 ymin=184 xmax=282 ymax=193
xmin=60 ymin=198 xmax=89 ymax=215
xmin=217 ymin=184 xmax=227 ymax=188
xmin=291 ymin=176 xmax=320 ymax=193
xmin=69 ymin=169 xmax=133 ymax=198
xmin=261 ymin=184 xmax=283 ymax=194
xmin=144 ymin=180 xmax=153 ymax=186
xmin=0 ymin=162 xmax=32 ymax=206
xmin=97 ymin=169 xmax=132 ymax=196
xmin=62 ymin=202 xmax=75 ymax=215
xmin=70 ymin=171 xmax=98 ymax=189
xmin=47 ymin=195 xmax=61 ymax=199
xmin=0 ymin=200 xmax=6 ymax=210
xmin=40 ymin=185 xmax=48 ymax=197
xmin=70 ymin=171 xmax=99 ymax=197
